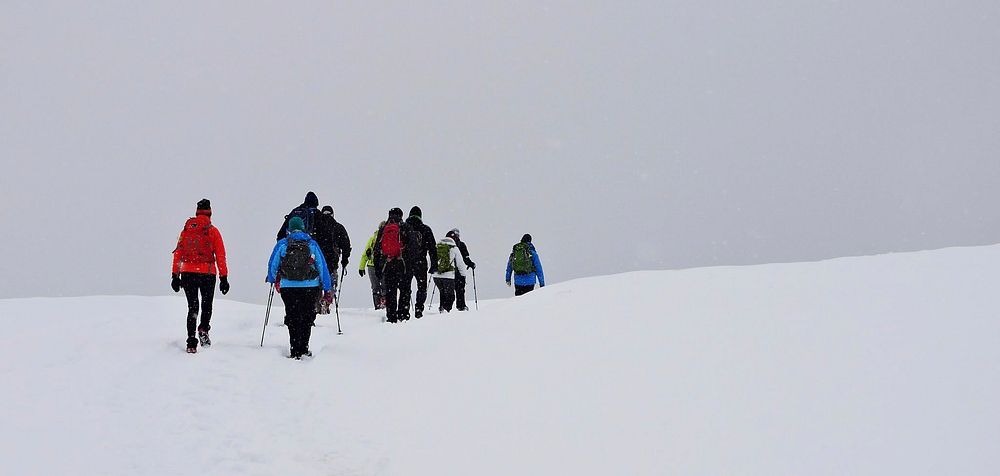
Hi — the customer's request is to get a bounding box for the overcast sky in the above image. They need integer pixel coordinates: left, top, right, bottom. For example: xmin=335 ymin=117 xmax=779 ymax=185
xmin=2 ymin=1 xmax=998 ymax=306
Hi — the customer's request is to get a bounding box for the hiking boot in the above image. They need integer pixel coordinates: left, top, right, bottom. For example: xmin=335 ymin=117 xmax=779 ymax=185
xmin=198 ymin=329 xmax=211 ymax=347
xmin=415 ymin=310 xmax=423 ymax=319
xmin=186 ymin=346 xmax=197 ymax=354
xmin=457 ymin=306 xmax=469 ymax=311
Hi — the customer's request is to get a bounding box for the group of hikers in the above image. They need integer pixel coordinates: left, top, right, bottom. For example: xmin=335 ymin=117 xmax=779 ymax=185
xmin=170 ymin=193 xmax=545 ymax=358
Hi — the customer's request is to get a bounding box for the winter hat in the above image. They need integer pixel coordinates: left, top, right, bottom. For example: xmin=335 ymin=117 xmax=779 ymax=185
xmin=521 ymin=233 xmax=532 ymax=243
xmin=321 ymin=205 xmax=334 ymax=216
xmin=409 ymin=206 xmax=422 ymax=218
xmin=303 ymin=191 xmax=319 ymax=208
xmin=388 ymin=207 xmax=404 ymax=219
xmin=446 ymin=228 xmax=460 ymax=240
xmin=196 ymin=199 xmax=211 ymax=216
xmin=288 ymin=216 xmax=306 ymax=232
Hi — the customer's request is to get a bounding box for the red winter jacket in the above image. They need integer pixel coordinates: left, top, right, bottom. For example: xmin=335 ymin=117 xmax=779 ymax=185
xmin=171 ymin=211 xmax=229 ymax=276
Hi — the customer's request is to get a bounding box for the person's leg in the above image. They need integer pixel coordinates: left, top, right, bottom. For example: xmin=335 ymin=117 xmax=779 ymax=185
xmin=301 ymin=288 xmax=318 ymax=354
xmin=414 ymin=262 xmax=428 ymax=317
xmin=455 ymin=274 xmax=468 ymax=310
xmin=367 ymin=266 xmax=381 ymax=308
xmin=181 ymin=273 xmax=200 ymax=348
xmin=515 ymin=284 xmax=535 ymax=296
xmin=442 ymin=279 xmax=456 ymax=311
xmin=383 ymin=261 xmax=402 ymax=322
xmin=398 ymin=263 xmax=413 ymax=318
xmin=280 ymin=289 xmax=301 ymax=356
xmin=197 ymin=274 xmax=216 ymax=334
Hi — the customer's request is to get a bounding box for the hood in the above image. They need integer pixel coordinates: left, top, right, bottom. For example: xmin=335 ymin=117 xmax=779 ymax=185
xmin=438 ymin=237 xmax=456 ymax=247
xmin=286 ymin=230 xmax=313 ymax=242
xmin=303 ymin=192 xmax=319 ymax=208
xmin=405 ymin=215 xmax=423 ymax=226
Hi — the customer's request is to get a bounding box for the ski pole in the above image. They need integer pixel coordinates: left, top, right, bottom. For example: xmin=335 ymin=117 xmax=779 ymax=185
xmin=472 ymin=267 xmax=478 ymax=310
xmin=334 ymin=291 xmax=343 ymax=335
xmin=260 ymin=284 xmax=275 ymax=347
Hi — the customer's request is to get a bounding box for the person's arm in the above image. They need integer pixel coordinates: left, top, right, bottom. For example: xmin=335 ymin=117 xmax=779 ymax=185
xmin=312 ymin=240 xmax=332 ymax=292
xmin=359 ymin=235 xmax=374 ymax=270
xmin=453 ymin=247 xmax=467 ymax=277
xmin=266 ymin=241 xmax=285 ymax=283
xmin=505 ymin=252 xmax=513 ymax=283
xmin=532 ymin=249 xmax=544 ymax=287
xmin=171 ymin=232 xmax=182 ymax=275
xmin=211 ymin=226 xmax=228 ymax=277
xmin=276 ymin=215 xmax=290 ymax=241
xmin=336 ymin=223 xmax=352 ymax=263
xmin=459 ymin=241 xmax=475 ymax=268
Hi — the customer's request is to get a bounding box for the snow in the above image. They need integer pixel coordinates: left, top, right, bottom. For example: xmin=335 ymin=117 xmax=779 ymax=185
xmin=2 ymin=245 xmax=999 ymax=475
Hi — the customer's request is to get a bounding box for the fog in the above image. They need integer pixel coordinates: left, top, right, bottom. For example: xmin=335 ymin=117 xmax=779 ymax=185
xmin=3 ymin=1 xmax=998 ymax=307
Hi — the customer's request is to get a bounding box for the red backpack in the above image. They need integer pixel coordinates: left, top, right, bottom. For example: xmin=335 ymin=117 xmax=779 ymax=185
xmin=380 ymin=222 xmax=403 ymax=259
xmin=175 ymin=216 xmax=215 ymax=264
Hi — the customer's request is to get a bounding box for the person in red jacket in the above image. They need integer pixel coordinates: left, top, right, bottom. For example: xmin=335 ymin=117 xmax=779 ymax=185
xmin=171 ymin=199 xmax=229 ymax=353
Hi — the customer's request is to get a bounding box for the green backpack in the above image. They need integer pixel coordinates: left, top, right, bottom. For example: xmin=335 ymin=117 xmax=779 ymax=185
xmin=511 ymin=242 xmax=535 ymax=275
xmin=436 ymin=242 xmax=455 ymax=273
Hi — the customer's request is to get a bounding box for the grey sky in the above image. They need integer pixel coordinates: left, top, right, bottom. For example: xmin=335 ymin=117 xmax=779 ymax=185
xmin=2 ymin=1 xmax=998 ymax=306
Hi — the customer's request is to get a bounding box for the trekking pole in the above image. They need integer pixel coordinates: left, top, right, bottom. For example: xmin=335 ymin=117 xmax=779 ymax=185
xmin=260 ymin=284 xmax=275 ymax=347
xmin=472 ymin=267 xmax=479 ymax=310
xmin=334 ymin=292 xmax=343 ymax=335
xmin=430 ymin=281 xmax=436 ymax=309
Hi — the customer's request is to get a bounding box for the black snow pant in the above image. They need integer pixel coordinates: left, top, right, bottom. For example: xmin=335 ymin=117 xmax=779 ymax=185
xmin=433 ymin=277 xmax=457 ymax=312
xmin=382 ymin=259 xmax=408 ymax=322
xmin=514 ymin=284 xmax=535 ymax=296
xmin=455 ymin=274 xmax=469 ymax=310
xmin=400 ymin=260 xmax=428 ymax=316
xmin=280 ymin=287 xmax=319 ymax=357
xmin=182 ymin=272 xmax=216 ymax=347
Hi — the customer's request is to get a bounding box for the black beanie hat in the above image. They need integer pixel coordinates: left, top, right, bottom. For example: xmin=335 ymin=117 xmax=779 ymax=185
xmin=304 ymin=191 xmax=319 ymax=208
xmin=521 ymin=233 xmax=532 ymax=243
xmin=409 ymin=206 xmax=422 ymax=218
xmin=197 ymin=199 xmax=211 ymax=210
xmin=389 ymin=207 xmax=404 ymax=219
xmin=321 ymin=205 xmax=334 ymax=216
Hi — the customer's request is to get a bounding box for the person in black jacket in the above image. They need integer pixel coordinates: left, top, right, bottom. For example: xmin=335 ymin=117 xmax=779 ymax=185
xmin=373 ymin=208 xmax=412 ymax=323
xmin=400 ymin=206 xmax=438 ymax=319
xmin=445 ymin=229 xmax=476 ymax=311
xmin=316 ymin=205 xmax=352 ymax=286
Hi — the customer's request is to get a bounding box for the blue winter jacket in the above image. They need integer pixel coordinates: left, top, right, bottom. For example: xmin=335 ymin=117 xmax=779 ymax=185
xmin=266 ymin=231 xmax=333 ymax=292
xmin=505 ymin=243 xmax=545 ymax=287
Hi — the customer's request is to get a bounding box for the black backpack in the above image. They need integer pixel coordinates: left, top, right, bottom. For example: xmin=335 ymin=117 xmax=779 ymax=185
xmin=280 ymin=237 xmax=319 ymax=281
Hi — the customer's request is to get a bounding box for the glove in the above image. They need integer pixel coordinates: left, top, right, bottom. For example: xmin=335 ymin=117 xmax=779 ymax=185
xmin=219 ymin=276 xmax=230 ymax=295
xmin=171 ymin=274 xmax=181 ymax=292
xmin=429 ymin=266 xmax=439 ymax=275
xmin=341 ymin=259 xmax=349 ymax=269
xmin=469 ymin=261 xmax=476 ymax=270
xmin=274 ymin=278 xmax=281 ymax=293
xmin=506 ymin=280 xmax=511 ymax=287
xmin=323 ymin=291 xmax=334 ymax=305
xmin=359 ymin=268 xmax=366 ymax=277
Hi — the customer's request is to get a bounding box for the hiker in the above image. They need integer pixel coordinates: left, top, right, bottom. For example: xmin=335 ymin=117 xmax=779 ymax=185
xmin=373 ymin=208 xmax=411 ymax=323
xmin=359 ymin=222 xmax=386 ymax=309
xmin=505 ymin=234 xmax=544 ymax=296
xmin=171 ymin=199 xmax=229 ymax=353
xmin=445 ymin=229 xmax=476 ymax=311
xmin=432 ymin=235 xmax=467 ymax=312
xmin=316 ymin=204 xmax=352 ymax=295
xmin=401 ymin=206 xmax=438 ymax=318
xmin=266 ymin=216 xmax=332 ymax=359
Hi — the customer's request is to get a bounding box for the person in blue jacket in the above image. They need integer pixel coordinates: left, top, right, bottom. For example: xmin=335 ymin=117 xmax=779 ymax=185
xmin=266 ymin=216 xmax=333 ymax=359
xmin=505 ymin=233 xmax=545 ymax=296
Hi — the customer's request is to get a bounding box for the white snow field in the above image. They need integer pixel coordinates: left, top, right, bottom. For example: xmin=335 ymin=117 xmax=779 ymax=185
xmin=2 ymin=245 xmax=999 ymax=475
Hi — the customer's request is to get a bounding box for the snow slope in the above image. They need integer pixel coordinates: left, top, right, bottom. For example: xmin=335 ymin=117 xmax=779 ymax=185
xmin=2 ymin=246 xmax=999 ymax=475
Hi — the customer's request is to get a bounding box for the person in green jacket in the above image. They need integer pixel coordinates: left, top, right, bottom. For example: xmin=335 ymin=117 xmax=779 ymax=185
xmin=358 ymin=222 xmax=385 ymax=309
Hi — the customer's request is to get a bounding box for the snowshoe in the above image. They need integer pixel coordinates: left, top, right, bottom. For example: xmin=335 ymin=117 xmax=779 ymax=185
xmin=198 ymin=330 xmax=211 ymax=347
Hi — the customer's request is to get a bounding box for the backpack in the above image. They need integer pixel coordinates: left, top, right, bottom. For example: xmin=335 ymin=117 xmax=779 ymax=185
xmin=280 ymin=237 xmax=319 ymax=281
xmin=404 ymin=227 xmax=423 ymax=261
xmin=436 ymin=243 xmax=455 ymax=273
xmin=175 ymin=217 xmax=214 ymax=264
xmin=286 ymin=208 xmax=316 ymax=236
xmin=511 ymin=242 xmax=535 ymax=275
xmin=381 ymin=222 xmax=403 ymax=259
